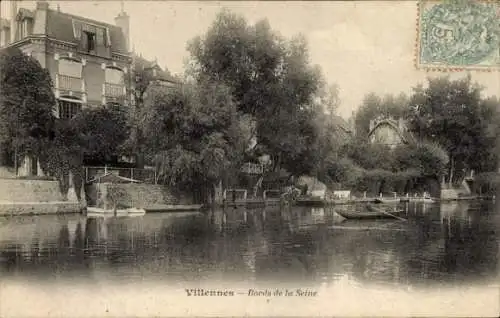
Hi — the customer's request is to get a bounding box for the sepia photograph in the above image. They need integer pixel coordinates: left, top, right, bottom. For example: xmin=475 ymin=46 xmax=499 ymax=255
xmin=0 ymin=0 xmax=499 ymax=317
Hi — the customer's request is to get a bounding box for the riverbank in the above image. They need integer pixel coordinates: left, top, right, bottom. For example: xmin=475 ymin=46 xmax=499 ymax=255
xmin=0 ymin=201 xmax=84 ymax=216
xmin=292 ymin=195 xmax=494 ymax=207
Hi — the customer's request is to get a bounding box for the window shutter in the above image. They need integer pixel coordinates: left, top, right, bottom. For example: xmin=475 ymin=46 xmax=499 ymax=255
xmin=96 ymin=28 xmax=104 ymax=46
xmin=81 ymin=32 xmax=88 ymax=50
xmin=73 ymin=21 xmax=82 ymax=39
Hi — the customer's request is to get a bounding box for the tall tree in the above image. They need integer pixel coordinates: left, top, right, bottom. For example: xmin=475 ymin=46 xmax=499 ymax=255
xmin=187 ymin=10 xmax=322 ymax=176
xmin=74 ymin=104 xmax=130 ymax=163
xmin=407 ymin=75 xmax=496 ymax=184
xmin=354 ymin=92 xmax=409 ymax=138
xmin=0 ymin=47 xmax=56 ymax=170
xmin=140 ymin=79 xmax=249 ymax=202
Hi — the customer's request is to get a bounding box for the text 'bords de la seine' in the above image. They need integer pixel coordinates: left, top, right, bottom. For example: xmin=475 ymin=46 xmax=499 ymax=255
xmin=185 ymin=289 xmax=318 ymax=297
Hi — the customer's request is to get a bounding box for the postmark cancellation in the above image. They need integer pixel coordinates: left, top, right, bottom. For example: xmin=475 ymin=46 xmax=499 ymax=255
xmin=416 ymin=0 xmax=500 ymax=70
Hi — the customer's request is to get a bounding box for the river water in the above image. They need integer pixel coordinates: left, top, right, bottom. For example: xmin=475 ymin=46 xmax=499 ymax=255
xmin=1 ymin=201 xmax=499 ymax=317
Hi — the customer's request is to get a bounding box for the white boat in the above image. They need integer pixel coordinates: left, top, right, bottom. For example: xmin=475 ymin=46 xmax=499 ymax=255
xmin=86 ymin=206 xmax=146 ymax=217
xmin=374 ymin=198 xmax=400 ymax=204
xmin=410 ymin=196 xmax=436 ymax=203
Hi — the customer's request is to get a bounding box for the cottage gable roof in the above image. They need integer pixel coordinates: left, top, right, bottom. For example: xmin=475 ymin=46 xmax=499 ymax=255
xmin=368 ymin=117 xmax=415 ymax=144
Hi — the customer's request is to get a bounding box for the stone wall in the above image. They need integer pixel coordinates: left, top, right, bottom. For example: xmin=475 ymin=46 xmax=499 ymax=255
xmin=440 ymin=188 xmax=460 ymax=200
xmin=0 ymin=202 xmax=82 ymax=216
xmin=0 ymin=179 xmax=77 ymax=203
xmin=95 ymin=183 xmax=190 ymax=208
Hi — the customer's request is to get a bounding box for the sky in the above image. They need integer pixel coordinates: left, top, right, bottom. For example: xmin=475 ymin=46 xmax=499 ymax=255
xmin=2 ymin=1 xmax=498 ymax=119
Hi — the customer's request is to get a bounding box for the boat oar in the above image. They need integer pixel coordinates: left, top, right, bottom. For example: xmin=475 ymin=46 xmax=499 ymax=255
xmin=379 ymin=209 xmax=407 ymax=222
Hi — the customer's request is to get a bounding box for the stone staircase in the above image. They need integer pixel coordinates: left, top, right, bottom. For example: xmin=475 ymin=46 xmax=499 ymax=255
xmin=440 ymin=180 xmax=472 ymax=200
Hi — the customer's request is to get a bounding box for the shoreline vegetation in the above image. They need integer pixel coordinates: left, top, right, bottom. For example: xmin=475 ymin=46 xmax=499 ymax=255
xmin=0 ymin=10 xmax=499 ymax=212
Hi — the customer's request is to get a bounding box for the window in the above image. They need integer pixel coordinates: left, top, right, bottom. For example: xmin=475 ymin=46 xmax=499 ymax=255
xmin=58 ymin=100 xmax=81 ymax=119
xmin=74 ymin=21 xmax=107 ymax=47
xmin=59 ymin=59 xmax=82 ymax=78
xmin=105 ymin=68 xmax=124 ymax=85
xmin=83 ymin=31 xmax=96 ymax=52
xmin=20 ymin=19 xmax=32 ymax=38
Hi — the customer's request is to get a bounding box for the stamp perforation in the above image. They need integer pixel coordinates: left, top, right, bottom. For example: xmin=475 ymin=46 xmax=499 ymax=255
xmin=415 ymin=0 xmax=500 ymax=72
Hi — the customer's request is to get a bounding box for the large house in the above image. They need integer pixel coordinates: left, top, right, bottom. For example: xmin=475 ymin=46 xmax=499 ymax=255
xmin=1 ymin=1 xmax=132 ymax=176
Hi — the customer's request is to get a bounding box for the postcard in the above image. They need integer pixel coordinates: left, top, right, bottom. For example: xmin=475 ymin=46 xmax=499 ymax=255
xmin=0 ymin=0 xmax=499 ymax=317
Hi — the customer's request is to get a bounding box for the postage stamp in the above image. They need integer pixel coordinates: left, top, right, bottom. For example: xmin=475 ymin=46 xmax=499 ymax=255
xmin=416 ymin=0 xmax=500 ymax=70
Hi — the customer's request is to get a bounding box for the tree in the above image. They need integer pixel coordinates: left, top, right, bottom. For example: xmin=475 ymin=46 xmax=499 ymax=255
xmin=407 ymin=75 xmax=497 ymax=184
xmin=140 ymin=79 xmax=248 ymax=203
xmin=38 ymin=105 xmax=129 ymax=200
xmin=354 ymin=92 xmax=409 ymax=137
xmin=74 ymin=104 xmax=130 ymax=163
xmin=393 ymin=141 xmax=448 ymax=179
xmin=315 ymin=82 xmax=341 ymax=115
xmin=0 ymin=47 xmax=56 ymax=170
xmin=187 ymin=10 xmax=322 ymax=176
xmin=39 ymin=119 xmax=83 ymax=198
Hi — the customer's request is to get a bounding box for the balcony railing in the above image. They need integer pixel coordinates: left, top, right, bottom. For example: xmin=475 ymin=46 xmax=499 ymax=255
xmin=84 ymin=166 xmax=157 ymax=184
xmin=241 ymin=162 xmax=263 ymax=175
xmin=104 ymin=83 xmax=125 ymax=98
xmin=57 ymin=74 xmax=83 ymax=92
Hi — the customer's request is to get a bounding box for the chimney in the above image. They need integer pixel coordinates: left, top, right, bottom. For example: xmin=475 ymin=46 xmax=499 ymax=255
xmin=10 ymin=0 xmax=17 ymax=43
xmin=36 ymin=1 xmax=49 ymax=10
xmin=114 ymin=5 xmax=130 ymax=52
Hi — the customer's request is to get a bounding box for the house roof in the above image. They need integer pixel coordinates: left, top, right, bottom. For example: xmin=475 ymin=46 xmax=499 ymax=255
xmin=331 ymin=115 xmax=353 ymax=141
xmin=368 ymin=118 xmax=415 ymax=144
xmin=7 ymin=6 xmax=128 ymax=55
xmin=331 ymin=115 xmax=352 ymax=133
xmin=132 ymin=54 xmax=179 ymax=83
xmin=45 ymin=9 xmax=129 ymax=54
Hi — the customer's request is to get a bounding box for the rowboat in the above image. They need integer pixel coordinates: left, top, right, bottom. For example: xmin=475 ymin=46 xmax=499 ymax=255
xmin=86 ymin=206 xmax=146 ymax=217
xmin=335 ymin=205 xmax=404 ymax=220
xmin=410 ymin=196 xmax=436 ymax=203
xmin=294 ymin=197 xmax=325 ymax=207
xmin=374 ymin=198 xmax=400 ymax=204
xmin=144 ymin=204 xmax=203 ymax=212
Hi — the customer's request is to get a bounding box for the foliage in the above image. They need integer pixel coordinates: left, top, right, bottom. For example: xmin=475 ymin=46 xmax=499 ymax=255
xmin=407 ymin=75 xmax=497 ymax=181
xmin=339 ymin=139 xmax=394 ymax=171
xmin=106 ymin=186 xmax=131 ymax=209
xmin=315 ymin=82 xmax=341 ymax=115
xmin=393 ymin=141 xmax=449 ymax=178
xmin=0 ymin=47 xmax=56 ymax=167
xmin=140 ymin=78 xmax=248 ymax=202
xmin=354 ymin=92 xmax=409 ymax=138
xmin=74 ymin=104 xmax=130 ymax=163
xmin=38 ymin=106 xmax=129 ymax=199
xmin=187 ymin=10 xmax=323 ymax=176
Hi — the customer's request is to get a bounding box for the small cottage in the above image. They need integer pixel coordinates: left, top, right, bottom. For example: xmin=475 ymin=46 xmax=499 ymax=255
xmin=368 ymin=116 xmax=414 ymax=149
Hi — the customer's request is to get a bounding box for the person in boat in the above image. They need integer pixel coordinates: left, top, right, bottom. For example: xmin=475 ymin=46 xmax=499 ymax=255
xmin=302 ymin=184 xmax=308 ymax=196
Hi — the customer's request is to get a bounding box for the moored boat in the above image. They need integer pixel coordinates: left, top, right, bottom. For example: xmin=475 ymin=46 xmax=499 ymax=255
xmin=86 ymin=206 xmax=146 ymax=216
xmin=335 ymin=205 xmax=404 ymax=220
xmin=374 ymin=198 xmax=401 ymax=204
xmin=144 ymin=204 xmax=204 ymax=212
xmin=410 ymin=196 xmax=436 ymax=203
xmin=294 ymin=196 xmax=325 ymax=207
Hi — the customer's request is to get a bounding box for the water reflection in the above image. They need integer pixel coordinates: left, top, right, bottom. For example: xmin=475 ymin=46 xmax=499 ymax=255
xmin=0 ymin=202 xmax=498 ymax=289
